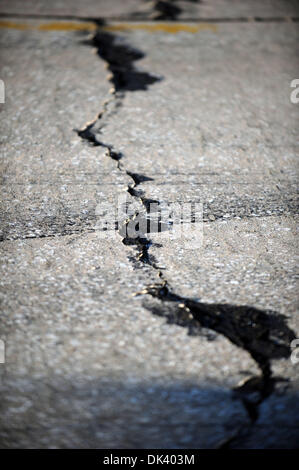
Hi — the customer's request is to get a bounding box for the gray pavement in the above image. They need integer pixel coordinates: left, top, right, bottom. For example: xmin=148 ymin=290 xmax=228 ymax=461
xmin=0 ymin=1 xmax=299 ymax=449
xmin=0 ymin=0 xmax=298 ymax=20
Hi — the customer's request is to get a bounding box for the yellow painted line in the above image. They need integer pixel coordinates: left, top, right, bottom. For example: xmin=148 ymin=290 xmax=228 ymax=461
xmin=0 ymin=20 xmax=31 ymax=30
xmin=0 ymin=20 xmax=96 ymax=31
xmin=102 ymin=23 xmax=218 ymax=33
xmin=38 ymin=21 xmax=97 ymax=31
xmin=0 ymin=20 xmax=217 ymax=33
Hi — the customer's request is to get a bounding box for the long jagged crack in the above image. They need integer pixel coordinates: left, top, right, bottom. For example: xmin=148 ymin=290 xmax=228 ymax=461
xmin=77 ymin=22 xmax=297 ymax=443
xmin=77 ymin=26 xmax=163 ymax=265
xmin=135 ymin=0 xmax=202 ymax=21
xmin=139 ymin=280 xmax=295 ymax=420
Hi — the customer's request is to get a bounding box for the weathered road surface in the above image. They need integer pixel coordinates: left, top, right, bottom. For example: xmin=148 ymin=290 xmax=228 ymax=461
xmin=0 ymin=1 xmax=298 ymax=448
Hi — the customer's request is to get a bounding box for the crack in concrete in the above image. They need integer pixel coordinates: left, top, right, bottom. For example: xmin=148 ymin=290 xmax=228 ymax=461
xmin=91 ymin=30 xmax=162 ymax=92
xmin=140 ymin=280 xmax=294 ymax=420
xmin=77 ymin=26 xmax=164 ymax=265
xmin=142 ymin=0 xmax=213 ymax=22
xmin=147 ymin=1 xmax=182 ymax=21
xmin=77 ymin=22 xmax=296 ymax=443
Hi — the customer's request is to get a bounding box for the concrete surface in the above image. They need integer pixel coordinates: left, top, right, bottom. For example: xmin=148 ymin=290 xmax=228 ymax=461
xmin=0 ymin=1 xmax=298 ymax=450
xmin=0 ymin=0 xmax=298 ymax=20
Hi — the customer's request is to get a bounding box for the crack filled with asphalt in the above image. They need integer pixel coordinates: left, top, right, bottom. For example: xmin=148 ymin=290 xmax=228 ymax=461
xmin=77 ymin=22 xmax=296 ymax=444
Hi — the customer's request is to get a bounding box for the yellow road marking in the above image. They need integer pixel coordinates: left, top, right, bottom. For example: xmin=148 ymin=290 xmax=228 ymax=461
xmin=38 ymin=21 xmax=97 ymax=31
xmin=0 ymin=20 xmax=31 ymax=30
xmin=102 ymin=23 xmax=217 ymax=33
xmin=0 ymin=20 xmax=217 ymax=33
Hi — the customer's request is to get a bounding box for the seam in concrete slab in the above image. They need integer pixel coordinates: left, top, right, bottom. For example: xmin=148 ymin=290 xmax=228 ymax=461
xmin=77 ymin=24 xmax=296 ymax=443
